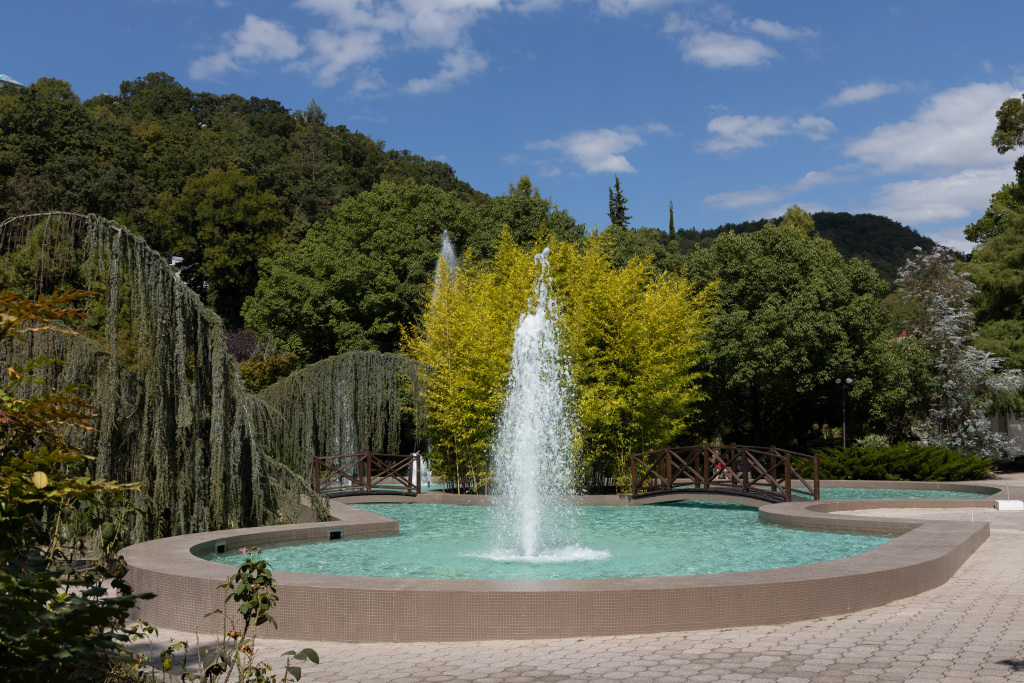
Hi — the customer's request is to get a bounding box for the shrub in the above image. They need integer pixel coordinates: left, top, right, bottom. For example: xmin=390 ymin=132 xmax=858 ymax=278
xmin=0 ymin=289 xmax=149 ymax=681
xmin=812 ymin=442 xmax=993 ymax=481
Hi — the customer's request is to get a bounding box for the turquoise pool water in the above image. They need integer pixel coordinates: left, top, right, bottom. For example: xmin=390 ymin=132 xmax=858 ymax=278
xmin=199 ymin=501 xmax=893 ymax=580
xmin=818 ymin=487 xmax=989 ymax=500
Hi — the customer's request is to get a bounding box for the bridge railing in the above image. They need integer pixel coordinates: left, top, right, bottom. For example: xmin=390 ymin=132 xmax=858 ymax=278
xmin=630 ymin=444 xmax=819 ymax=502
xmin=313 ymin=452 xmax=421 ymax=497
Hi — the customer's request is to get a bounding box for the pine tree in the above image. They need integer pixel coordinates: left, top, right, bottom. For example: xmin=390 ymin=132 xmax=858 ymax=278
xmin=668 ymin=201 xmax=675 ymax=237
xmin=607 ymin=176 xmax=631 ymax=228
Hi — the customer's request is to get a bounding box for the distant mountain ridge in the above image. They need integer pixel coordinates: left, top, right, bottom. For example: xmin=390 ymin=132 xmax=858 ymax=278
xmin=699 ymin=211 xmax=940 ymax=283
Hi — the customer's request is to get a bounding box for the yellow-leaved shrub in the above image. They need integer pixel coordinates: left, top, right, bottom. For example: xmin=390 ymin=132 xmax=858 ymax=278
xmin=405 ymin=230 xmax=715 ymax=491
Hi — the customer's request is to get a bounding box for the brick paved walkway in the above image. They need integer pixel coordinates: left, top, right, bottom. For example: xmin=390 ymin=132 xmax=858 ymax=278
xmin=130 ymin=482 xmax=1024 ymax=682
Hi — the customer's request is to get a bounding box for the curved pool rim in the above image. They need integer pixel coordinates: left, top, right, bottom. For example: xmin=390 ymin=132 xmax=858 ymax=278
xmin=123 ymin=480 xmax=1006 ymax=643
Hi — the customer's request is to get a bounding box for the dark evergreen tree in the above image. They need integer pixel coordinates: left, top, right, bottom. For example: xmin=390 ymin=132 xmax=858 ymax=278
xmin=668 ymin=200 xmax=675 ymax=237
xmin=607 ymin=175 xmax=630 ymax=228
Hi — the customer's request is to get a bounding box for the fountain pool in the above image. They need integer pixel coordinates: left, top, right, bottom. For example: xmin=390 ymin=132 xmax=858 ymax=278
xmin=125 ymin=486 xmax=998 ymax=642
xmin=197 ymin=500 xmax=893 ymax=579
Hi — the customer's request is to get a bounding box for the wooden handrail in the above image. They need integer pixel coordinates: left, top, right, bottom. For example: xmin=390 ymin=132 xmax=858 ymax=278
xmin=313 ymin=452 xmax=422 ymax=497
xmin=630 ymin=444 xmax=819 ymax=503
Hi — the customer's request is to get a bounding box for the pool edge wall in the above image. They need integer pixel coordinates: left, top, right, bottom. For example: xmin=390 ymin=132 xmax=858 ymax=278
xmin=124 ymin=491 xmax=994 ymax=643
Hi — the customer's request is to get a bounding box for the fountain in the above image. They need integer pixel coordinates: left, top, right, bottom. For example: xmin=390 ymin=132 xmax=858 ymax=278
xmin=435 ymin=230 xmax=458 ymax=283
xmin=486 ymin=248 xmax=603 ymax=562
xmin=121 ymin=235 xmax=1000 ymax=642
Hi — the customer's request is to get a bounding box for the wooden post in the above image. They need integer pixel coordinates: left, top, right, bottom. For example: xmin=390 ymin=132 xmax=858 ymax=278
xmin=662 ymin=448 xmax=669 ymax=491
xmin=813 ymin=454 xmax=820 ymax=501
xmin=365 ymin=452 xmax=371 ymax=493
xmin=784 ymin=453 xmax=792 ymax=502
xmin=742 ymin=450 xmax=749 ymax=494
xmin=313 ymin=457 xmax=321 ymax=494
xmin=702 ymin=445 xmax=709 ymax=489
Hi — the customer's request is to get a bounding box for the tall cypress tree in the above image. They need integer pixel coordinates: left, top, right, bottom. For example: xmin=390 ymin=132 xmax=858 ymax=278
xmin=607 ymin=176 xmax=631 ymax=228
xmin=669 ymin=200 xmax=675 ymax=237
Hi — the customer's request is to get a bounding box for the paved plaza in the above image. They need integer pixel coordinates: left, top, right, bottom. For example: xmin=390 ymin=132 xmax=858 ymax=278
xmin=131 ymin=480 xmax=1024 ymax=682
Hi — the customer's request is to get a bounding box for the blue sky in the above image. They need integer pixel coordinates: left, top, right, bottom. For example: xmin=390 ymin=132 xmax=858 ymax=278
xmin=5 ymin=0 xmax=1022 ymax=251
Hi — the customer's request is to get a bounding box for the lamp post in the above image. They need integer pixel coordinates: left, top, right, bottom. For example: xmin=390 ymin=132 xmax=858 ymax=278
xmin=835 ymin=377 xmax=852 ymax=449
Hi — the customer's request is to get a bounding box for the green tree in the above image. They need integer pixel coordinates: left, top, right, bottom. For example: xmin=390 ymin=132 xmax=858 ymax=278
xmin=599 ymin=223 xmax=685 ymax=273
xmin=778 ymin=204 xmax=815 ymax=236
xmin=244 ymin=180 xmax=484 ymax=359
xmin=471 ymin=176 xmax=585 ymax=257
xmin=897 ymin=246 xmax=1021 ymax=456
xmin=148 ymin=167 xmax=286 ymax=326
xmin=607 ymin=175 xmax=630 ymax=228
xmin=992 ymin=91 xmax=1024 ymax=188
xmin=406 ymin=231 xmax=714 ymax=490
xmin=683 ymin=214 xmax=923 ymax=447
xmin=965 ymin=183 xmax=1024 ymax=243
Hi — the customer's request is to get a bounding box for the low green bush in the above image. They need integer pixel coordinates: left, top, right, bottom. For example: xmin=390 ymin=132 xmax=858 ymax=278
xmin=812 ymin=443 xmax=993 ymax=481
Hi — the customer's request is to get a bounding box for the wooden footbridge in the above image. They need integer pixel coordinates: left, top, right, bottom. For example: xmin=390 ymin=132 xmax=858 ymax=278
xmin=313 ymin=452 xmax=422 ymax=497
xmin=312 ymin=444 xmax=819 ymax=503
xmin=631 ymin=444 xmax=819 ymax=503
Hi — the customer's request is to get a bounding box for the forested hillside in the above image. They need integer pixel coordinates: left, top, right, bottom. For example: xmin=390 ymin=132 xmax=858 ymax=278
xmin=695 ymin=212 xmax=940 ymax=283
xmin=0 ymin=73 xmax=500 ymax=326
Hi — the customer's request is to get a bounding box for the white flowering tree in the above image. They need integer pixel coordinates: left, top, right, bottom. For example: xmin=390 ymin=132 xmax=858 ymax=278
xmin=897 ymin=246 xmax=1022 ymax=458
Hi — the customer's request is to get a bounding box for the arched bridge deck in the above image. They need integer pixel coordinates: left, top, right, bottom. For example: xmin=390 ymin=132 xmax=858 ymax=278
xmin=631 ymin=444 xmax=819 ymax=503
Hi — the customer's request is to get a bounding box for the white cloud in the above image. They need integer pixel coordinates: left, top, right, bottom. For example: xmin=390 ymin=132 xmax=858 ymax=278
xmin=597 ymin=0 xmax=678 ymax=17
xmin=742 ymin=18 xmax=816 ymax=40
xmin=793 ymin=116 xmax=837 ymax=141
xmin=189 ymin=51 xmax=238 ymax=80
xmin=399 ymin=0 xmax=501 ymax=49
xmin=792 ymin=170 xmax=840 ymax=191
xmin=662 ymin=11 xmax=700 ymax=34
xmin=924 ymin=225 xmax=975 ymax=254
xmin=232 ymin=15 xmax=304 ymax=61
xmin=644 ymin=121 xmax=675 ymax=135
xmin=405 ymin=46 xmax=489 ymax=94
xmin=529 ymin=127 xmax=646 ymax=174
xmin=825 ymin=81 xmax=899 ymax=107
xmin=350 ymin=69 xmax=389 ymax=95
xmin=703 ymin=170 xmax=843 ymax=209
xmin=704 ymin=186 xmax=783 ymax=209
xmin=307 ymin=29 xmax=385 ymax=86
xmin=845 ymin=82 xmax=1018 ymax=172
xmin=189 ymin=15 xmax=303 ymax=79
xmin=705 ymin=115 xmax=788 ymax=151
xmin=682 ymin=32 xmax=778 ymax=68
xmin=297 ymin=0 xmax=498 ymax=49
xmin=870 ymin=167 xmax=1015 ymax=226
xmin=194 ymin=0 xmax=540 ymax=90
xmin=704 ymin=114 xmax=835 ymax=152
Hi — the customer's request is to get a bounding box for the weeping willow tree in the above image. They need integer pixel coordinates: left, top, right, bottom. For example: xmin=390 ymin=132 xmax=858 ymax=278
xmin=260 ymin=350 xmax=425 ymax=459
xmin=405 ymin=231 xmax=715 ymax=491
xmin=0 ymin=212 xmax=328 ymax=540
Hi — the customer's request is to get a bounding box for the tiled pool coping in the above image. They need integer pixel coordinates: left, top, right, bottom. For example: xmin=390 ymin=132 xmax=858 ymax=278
xmin=123 ymin=481 xmax=1003 ymax=642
